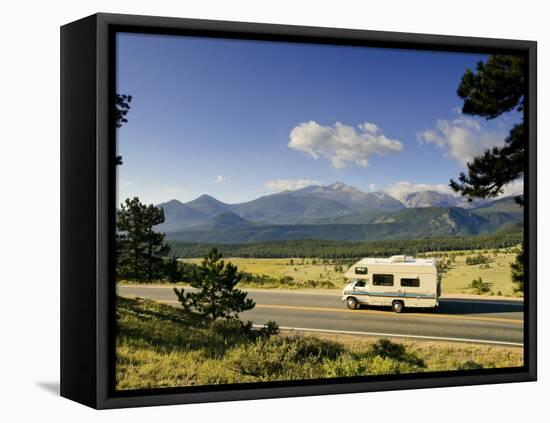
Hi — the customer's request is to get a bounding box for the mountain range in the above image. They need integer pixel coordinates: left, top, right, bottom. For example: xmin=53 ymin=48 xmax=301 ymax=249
xmin=154 ymin=182 xmax=523 ymax=243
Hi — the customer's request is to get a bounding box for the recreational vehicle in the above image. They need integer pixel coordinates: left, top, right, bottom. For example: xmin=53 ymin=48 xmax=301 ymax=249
xmin=341 ymin=255 xmax=440 ymax=312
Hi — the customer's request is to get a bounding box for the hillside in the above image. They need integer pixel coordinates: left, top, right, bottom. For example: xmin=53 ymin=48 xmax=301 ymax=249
xmin=156 ymin=195 xmax=231 ymax=232
xmin=472 ymin=195 xmax=523 ymax=216
xmin=165 ymin=207 xmax=518 ymax=243
xmin=229 ymin=190 xmax=355 ymax=224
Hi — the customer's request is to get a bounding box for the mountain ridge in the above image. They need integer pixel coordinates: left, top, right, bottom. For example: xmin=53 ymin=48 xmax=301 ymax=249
xmin=154 ymin=182 xmax=523 ymax=241
xmin=165 ymin=206 xmax=520 ymax=244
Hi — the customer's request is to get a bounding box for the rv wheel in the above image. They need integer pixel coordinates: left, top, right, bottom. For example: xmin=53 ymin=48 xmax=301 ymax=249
xmin=346 ymin=297 xmax=359 ymax=310
xmin=392 ymin=300 xmax=404 ymax=313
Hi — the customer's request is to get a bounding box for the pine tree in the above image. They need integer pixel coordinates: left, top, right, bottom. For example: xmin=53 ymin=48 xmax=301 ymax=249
xmin=450 ymin=55 xmax=525 ymax=204
xmin=116 ymin=197 xmax=170 ymax=282
xmin=451 ymin=55 xmax=526 ymax=293
xmin=115 ymin=93 xmax=132 ymax=165
xmin=510 ymin=246 xmax=524 ymax=293
xmin=174 ymin=248 xmax=255 ymax=320
xmin=115 ymin=94 xmax=132 ymax=128
xmin=164 ymin=255 xmax=183 ymax=283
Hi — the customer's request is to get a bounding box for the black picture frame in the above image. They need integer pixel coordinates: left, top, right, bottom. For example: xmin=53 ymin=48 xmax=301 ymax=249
xmin=61 ymin=12 xmax=537 ymax=409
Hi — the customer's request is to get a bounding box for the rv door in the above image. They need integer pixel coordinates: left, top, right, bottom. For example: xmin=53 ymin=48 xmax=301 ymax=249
xmin=352 ymin=279 xmax=368 ymax=303
xmin=370 ymin=274 xmax=394 ymax=306
xmin=400 ymin=276 xmax=422 ymax=307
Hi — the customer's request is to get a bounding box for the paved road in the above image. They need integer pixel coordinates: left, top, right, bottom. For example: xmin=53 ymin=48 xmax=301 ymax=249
xmin=117 ymin=285 xmax=524 ymax=346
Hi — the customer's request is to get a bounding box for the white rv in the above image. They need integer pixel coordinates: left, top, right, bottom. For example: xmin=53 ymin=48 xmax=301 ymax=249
xmin=341 ymin=255 xmax=440 ymax=312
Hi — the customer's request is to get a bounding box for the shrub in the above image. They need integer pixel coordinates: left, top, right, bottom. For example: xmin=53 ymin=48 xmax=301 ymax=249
xmin=225 ymin=335 xmax=346 ymax=379
xmin=239 ymin=273 xmax=335 ymax=289
xmin=209 ymin=318 xmax=252 ymax=338
xmin=322 ymin=353 xmax=366 ymax=377
xmin=466 ymin=254 xmax=491 ymax=266
xmin=365 ymin=355 xmax=420 ymax=375
xmin=257 ymin=321 xmax=279 ymax=338
xmin=469 ymin=277 xmax=492 ymax=294
xmin=279 ymin=276 xmax=295 ymax=286
xmin=458 ymin=360 xmax=484 ymax=370
xmin=290 ymin=336 xmax=345 ymax=362
xmin=370 ymin=338 xmax=406 ymax=358
xmin=368 ymin=339 xmax=425 ymax=367
xmin=225 ymin=340 xmax=286 ymax=378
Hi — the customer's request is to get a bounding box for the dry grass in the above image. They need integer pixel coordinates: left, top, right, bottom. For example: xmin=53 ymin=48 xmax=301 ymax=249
xmin=116 ymin=297 xmax=523 ymax=391
xmin=434 ymin=250 xmax=519 ymax=296
xmin=309 ymin=332 xmax=523 ymax=372
xmin=181 ymin=257 xmax=347 ymax=288
xmin=181 ymin=251 xmax=520 ymax=297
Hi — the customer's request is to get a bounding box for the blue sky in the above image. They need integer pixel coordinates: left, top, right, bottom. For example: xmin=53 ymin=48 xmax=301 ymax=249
xmin=116 ymin=32 xmax=521 ymax=205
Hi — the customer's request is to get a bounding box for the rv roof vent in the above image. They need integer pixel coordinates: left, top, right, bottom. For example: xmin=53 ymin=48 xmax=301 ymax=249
xmin=390 ymin=255 xmax=406 ymax=263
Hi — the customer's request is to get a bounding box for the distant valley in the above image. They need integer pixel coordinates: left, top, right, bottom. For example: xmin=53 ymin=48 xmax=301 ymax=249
xmin=154 ymin=182 xmax=523 ymax=243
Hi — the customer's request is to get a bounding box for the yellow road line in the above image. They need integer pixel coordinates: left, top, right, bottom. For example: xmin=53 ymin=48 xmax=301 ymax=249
xmin=117 ymin=285 xmax=524 ymax=303
xmin=254 ymin=304 xmax=523 ymax=324
xmin=128 ymin=297 xmax=522 ymax=325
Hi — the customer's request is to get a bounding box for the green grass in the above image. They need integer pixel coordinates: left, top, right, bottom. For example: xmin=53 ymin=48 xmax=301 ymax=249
xmin=116 ymin=296 xmax=523 ymax=390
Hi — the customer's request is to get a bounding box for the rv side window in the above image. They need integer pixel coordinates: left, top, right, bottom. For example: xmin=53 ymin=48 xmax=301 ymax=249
xmin=372 ymin=274 xmax=394 ymax=286
xmin=355 ymin=267 xmax=368 ymax=275
xmin=354 ymin=280 xmax=366 ymax=287
xmin=401 ymin=278 xmax=420 ymax=287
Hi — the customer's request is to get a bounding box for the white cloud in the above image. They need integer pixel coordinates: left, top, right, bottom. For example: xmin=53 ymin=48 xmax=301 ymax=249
xmin=215 ymin=175 xmax=227 ymax=183
xmin=265 ymin=179 xmax=322 ymax=192
xmin=384 ymin=181 xmax=456 ymax=202
xmin=385 ymin=179 xmax=523 ymax=202
xmin=499 ymin=179 xmax=524 ymax=198
xmin=418 ymin=116 xmax=506 ymax=167
xmin=369 ymin=183 xmax=376 ymax=191
xmin=288 ymin=121 xmax=403 ymax=169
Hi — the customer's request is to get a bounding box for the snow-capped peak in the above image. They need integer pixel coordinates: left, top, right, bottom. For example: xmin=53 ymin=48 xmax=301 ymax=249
xmin=326 ymin=181 xmax=359 ymax=192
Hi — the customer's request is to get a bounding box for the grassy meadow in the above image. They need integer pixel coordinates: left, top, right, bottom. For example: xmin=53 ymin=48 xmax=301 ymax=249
xmin=179 ymin=248 xmax=521 ymax=297
xmin=180 ymin=257 xmax=345 ymax=288
xmin=116 ymin=296 xmax=523 ymax=390
xmin=430 ymin=250 xmax=519 ymax=296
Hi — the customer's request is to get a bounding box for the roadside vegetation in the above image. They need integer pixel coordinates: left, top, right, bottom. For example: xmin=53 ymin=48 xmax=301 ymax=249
xmin=116 ymin=296 xmax=523 ymax=390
